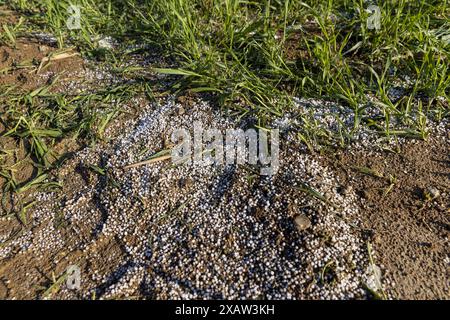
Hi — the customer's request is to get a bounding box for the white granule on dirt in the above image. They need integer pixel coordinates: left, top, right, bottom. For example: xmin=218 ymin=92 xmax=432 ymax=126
xmin=0 ymin=96 xmax=382 ymax=299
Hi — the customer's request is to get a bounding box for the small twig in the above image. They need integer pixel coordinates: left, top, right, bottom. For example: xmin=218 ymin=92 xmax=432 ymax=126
xmin=123 ymin=155 xmax=172 ymax=169
xmin=37 ymin=52 xmax=80 ymax=74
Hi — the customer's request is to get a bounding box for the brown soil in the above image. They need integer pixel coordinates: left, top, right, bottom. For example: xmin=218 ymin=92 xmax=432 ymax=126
xmin=0 ymin=40 xmax=85 ymax=91
xmin=327 ymin=135 xmax=450 ymax=299
xmin=0 ymin=6 xmax=19 ymax=25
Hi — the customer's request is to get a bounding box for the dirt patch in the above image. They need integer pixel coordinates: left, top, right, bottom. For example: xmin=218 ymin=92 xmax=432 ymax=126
xmin=328 ymin=135 xmax=450 ymax=299
xmin=0 ymin=6 xmax=19 ymax=25
xmin=283 ymin=32 xmax=311 ymax=62
xmin=0 ymin=40 xmax=85 ymax=92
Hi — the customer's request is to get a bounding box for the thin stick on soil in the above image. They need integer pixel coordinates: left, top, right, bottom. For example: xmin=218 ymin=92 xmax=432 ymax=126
xmin=123 ymin=155 xmax=172 ymax=169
